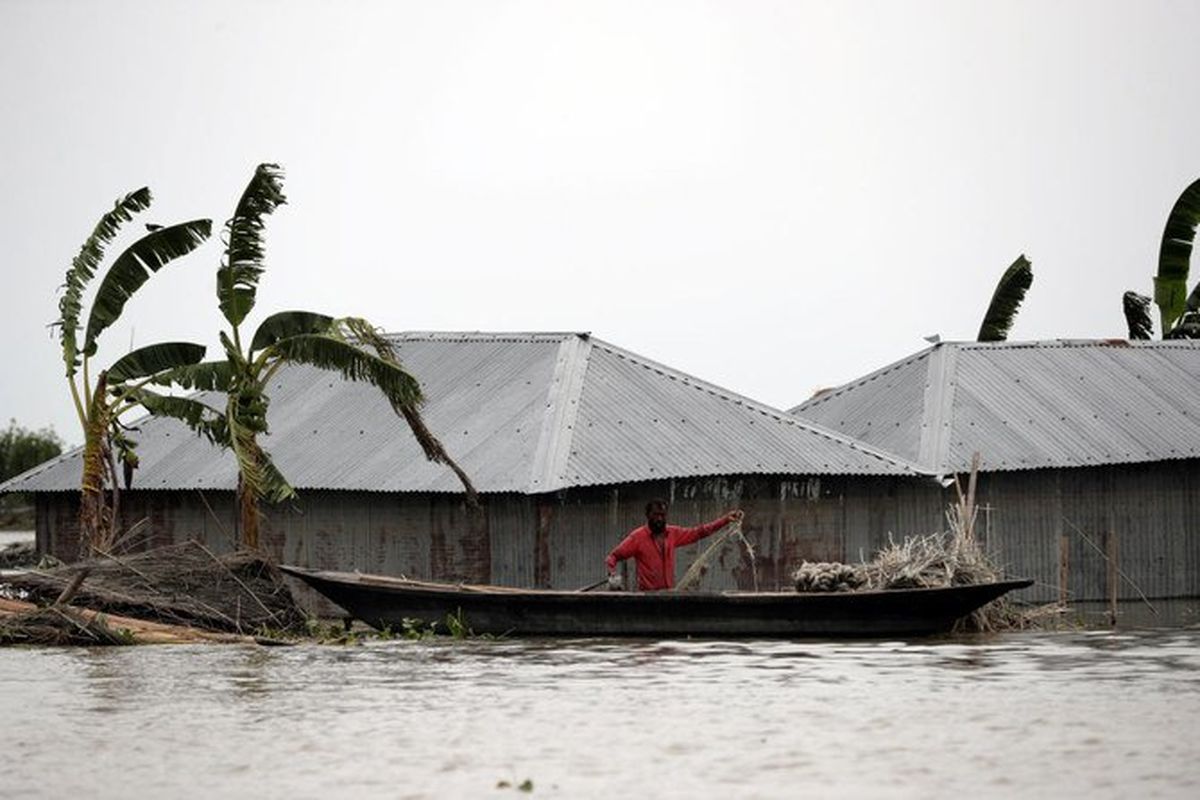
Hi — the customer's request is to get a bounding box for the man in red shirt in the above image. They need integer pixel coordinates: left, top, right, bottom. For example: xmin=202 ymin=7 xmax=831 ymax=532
xmin=605 ymin=499 xmax=744 ymax=591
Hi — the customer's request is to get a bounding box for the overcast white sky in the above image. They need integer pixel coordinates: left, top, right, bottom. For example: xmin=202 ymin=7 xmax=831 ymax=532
xmin=3 ymin=0 xmax=1199 ymax=446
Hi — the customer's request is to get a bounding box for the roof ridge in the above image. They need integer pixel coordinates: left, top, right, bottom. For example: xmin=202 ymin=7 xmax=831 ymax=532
xmin=795 ymin=338 xmax=1200 ymax=412
xmin=527 ymin=334 xmax=593 ymax=492
xmin=917 ymin=343 xmax=959 ymax=472
xmin=387 ymin=331 xmax=587 ymax=343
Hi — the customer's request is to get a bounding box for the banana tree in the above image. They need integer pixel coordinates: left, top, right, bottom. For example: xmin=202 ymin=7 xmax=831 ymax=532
xmin=143 ymin=164 xmax=477 ymax=549
xmin=977 ymin=255 xmax=1033 ymax=342
xmin=1123 ymin=177 xmax=1200 ymax=340
xmin=55 ymin=188 xmax=211 ymax=555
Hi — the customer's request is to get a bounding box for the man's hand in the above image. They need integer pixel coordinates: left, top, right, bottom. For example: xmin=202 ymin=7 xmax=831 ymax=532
xmin=726 ymin=509 xmax=744 ymax=524
xmin=607 ymin=573 xmax=624 ymax=591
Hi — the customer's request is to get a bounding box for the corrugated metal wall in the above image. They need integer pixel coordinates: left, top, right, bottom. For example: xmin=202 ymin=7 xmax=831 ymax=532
xmin=33 ymin=459 xmax=1200 ymax=613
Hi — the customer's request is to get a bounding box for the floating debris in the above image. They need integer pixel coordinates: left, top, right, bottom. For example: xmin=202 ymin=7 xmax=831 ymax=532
xmin=2 ymin=540 xmax=306 ymax=636
xmin=0 ymin=597 xmax=270 ymax=646
xmin=0 ymin=540 xmax=37 ymax=570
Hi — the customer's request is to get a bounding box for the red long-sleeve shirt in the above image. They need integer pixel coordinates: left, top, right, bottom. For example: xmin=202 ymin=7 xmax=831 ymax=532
xmin=605 ymin=516 xmax=732 ymax=591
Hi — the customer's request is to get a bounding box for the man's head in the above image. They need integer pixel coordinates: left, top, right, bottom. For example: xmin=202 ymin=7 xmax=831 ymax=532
xmin=645 ymin=499 xmax=668 ymax=535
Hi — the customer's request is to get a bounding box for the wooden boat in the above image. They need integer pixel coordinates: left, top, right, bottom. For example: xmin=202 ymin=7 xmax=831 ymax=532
xmin=279 ymin=566 xmax=1033 ymax=637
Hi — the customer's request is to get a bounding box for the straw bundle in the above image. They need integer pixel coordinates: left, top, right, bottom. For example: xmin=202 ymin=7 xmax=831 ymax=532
xmin=792 ymin=562 xmax=867 ymax=592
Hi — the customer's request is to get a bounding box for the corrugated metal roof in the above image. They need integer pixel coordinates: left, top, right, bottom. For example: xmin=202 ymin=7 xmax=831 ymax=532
xmin=560 ymin=339 xmax=918 ymax=486
xmin=3 ymin=332 xmax=921 ymax=495
xmin=790 ymin=339 xmax=1200 ymax=474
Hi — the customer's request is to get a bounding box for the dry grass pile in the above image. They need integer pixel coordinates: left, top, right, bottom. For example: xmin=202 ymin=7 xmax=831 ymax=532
xmin=2 ymin=541 xmax=306 ymax=635
xmin=791 ymin=455 xmax=1047 ymax=632
xmin=790 ymin=529 xmax=1022 ymax=632
xmin=791 ymin=526 xmax=997 ymax=594
xmin=860 ymin=529 xmax=997 ymax=591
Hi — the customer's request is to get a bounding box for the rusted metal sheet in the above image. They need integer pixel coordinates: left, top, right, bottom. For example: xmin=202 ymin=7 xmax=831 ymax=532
xmin=29 ymin=462 xmax=1200 ymax=609
xmin=488 ymin=495 xmax=537 ymax=587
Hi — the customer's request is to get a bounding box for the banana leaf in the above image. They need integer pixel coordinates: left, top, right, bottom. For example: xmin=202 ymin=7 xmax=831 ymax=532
xmin=217 ymin=164 xmax=286 ymax=327
xmin=977 ymin=255 xmax=1033 ymax=342
xmin=250 ymin=310 xmax=334 ymax=354
xmin=57 ymin=188 xmax=152 ymax=375
xmin=107 ymin=342 xmax=207 ymax=383
xmin=1155 ymin=177 xmax=1200 ymax=333
xmin=1122 ymin=291 xmax=1154 ymax=340
xmin=82 ymin=220 xmax=212 ymax=356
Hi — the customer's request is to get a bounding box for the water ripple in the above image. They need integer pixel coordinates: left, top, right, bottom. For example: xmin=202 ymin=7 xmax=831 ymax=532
xmin=2 ymin=630 xmax=1199 ymax=798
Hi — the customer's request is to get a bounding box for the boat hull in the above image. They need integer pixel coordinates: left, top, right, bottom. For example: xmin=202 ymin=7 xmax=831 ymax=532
xmin=280 ymin=567 xmax=1034 ymax=637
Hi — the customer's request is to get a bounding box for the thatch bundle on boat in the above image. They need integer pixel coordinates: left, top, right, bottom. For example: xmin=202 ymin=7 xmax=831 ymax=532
xmin=791 ymin=529 xmax=998 ymax=594
xmin=1 ymin=541 xmax=306 ymax=635
xmin=792 ymin=562 xmax=867 ymax=592
xmin=790 ymin=458 xmax=1052 ymax=632
xmin=790 ymin=531 xmax=1033 ymax=632
xmin=862 ymin=529 xmax=998 ymax=590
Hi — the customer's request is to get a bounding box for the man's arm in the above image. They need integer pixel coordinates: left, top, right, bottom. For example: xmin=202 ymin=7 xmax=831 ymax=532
xmin=674 ymin=509 xmax=744 ymax=547
xmin=606 ymin=530 xmax=640 ymax=573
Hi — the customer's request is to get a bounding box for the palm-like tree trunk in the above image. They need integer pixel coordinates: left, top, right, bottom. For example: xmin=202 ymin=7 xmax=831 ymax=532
xmin=237 ymin=472 xmax=261 ymax=550
xmin=78 ymin=373 xmax=114 ymax=557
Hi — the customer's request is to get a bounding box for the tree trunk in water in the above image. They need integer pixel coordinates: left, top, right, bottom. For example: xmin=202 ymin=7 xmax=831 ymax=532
xmin=238 ymin=472 xmax=260 ymax=550
xmin=79 ymin=374 xmax=115 ymax=556
xmin=78 ymin=373 xmax=113 ymax=558
xmin=78 ymin=436 xmax=103 ymax=559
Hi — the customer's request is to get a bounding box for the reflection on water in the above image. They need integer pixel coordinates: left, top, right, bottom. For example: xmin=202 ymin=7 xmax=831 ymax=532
xmin=2 ymin=630 xmax=1199 ymax=799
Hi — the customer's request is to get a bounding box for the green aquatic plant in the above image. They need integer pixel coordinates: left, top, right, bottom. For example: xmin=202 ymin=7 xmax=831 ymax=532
xmin=496 ymin=778 xmax=534 ymax=793
xmin=444 ymin=608 xmax=472 ymax=639
xmin=400 ymin=617 xmax=438 ymax=640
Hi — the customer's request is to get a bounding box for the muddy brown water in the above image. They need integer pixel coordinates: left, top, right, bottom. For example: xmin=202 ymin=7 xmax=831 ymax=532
xmin=2 ymin=629 xmax=1198 ymax=798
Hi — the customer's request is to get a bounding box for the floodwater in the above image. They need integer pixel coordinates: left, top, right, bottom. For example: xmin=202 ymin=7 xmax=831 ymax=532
xmin=2 ymin=630 xmax=1199 ymax=799
xmin=0 ymin=531 xmax=33 ymax=548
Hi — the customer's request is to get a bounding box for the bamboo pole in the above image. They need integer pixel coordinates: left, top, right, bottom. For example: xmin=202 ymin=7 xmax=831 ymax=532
xmin=1106 ymin=529 xmax=1119 ymax=625
xmin=1058 ymin=535 xmax=1069 ymax=607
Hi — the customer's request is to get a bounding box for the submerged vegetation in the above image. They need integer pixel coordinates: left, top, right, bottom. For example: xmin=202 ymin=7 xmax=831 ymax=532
xmin=0 ymin=540 xmax=306 ymax=645
xmin=0 ymin=544 xmax=499 ymax=647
